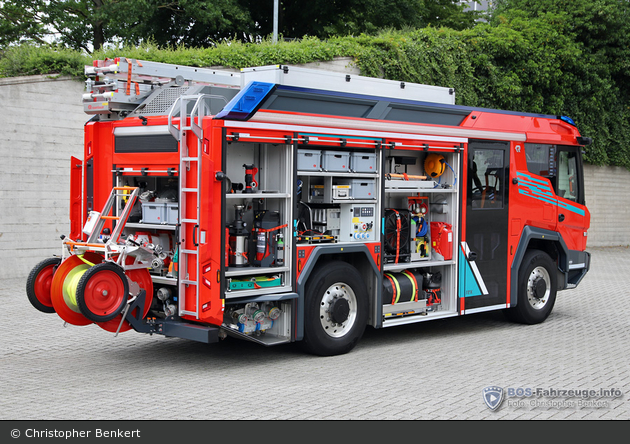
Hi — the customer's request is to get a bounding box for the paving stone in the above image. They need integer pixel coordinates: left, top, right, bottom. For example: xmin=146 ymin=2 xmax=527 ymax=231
xmin=1 ymin=247 xmax=628 ymax=420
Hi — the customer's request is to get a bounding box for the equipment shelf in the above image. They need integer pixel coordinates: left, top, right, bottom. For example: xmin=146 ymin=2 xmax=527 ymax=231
xmin=384 ymin=188 xmax=456 ymax=194
xmin=126 ymin=222 xmax=177 ymax=231
xmin=297 ymin=171 xmax=379 ymax=177
xmin=225 ymin=193 xmax=291 ymax=199
xmin=225 ymin=265 xmax=290 ymax=278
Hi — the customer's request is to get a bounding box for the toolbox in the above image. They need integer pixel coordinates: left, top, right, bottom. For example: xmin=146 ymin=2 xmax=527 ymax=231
xmin=321 ymin=151 xmax=350 ymax=172
xmin=337 ymin=178 xmax=376 ymax=199
xmin=297 ymin=149 xmax=322 ymax=171
xmin=141 ymin=201 xmax=179 ymax=224
xmin=350 ymin=152 xmax=377 ymax=173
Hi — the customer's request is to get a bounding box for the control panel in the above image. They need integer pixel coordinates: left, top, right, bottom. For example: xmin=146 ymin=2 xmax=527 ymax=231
xmin=340 ymin=204 xmax=376 ymax=242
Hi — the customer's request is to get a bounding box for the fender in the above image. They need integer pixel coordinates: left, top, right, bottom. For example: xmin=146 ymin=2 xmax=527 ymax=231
xmin=295 ymin=243 xmax=381 ymax=340
xmin=511 ymin=226 xmax=591 ymax=306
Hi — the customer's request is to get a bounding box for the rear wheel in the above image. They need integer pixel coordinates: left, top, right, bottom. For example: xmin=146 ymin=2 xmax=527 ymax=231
xmin=26 ymin=257 xmax=61 ymax=313
xmin=301 ymin=261 xmax=368 ymax=356
xmin=505 ymin=249 xmax=557 ymax=324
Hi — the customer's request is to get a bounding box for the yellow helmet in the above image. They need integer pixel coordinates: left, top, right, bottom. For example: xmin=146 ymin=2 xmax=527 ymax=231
xmin=424 ymin=154 xmax=446 ymax=178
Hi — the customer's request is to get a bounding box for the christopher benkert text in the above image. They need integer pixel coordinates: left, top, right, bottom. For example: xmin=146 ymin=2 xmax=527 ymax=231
xmin=26 ymin=429 xmax=141 ymax=438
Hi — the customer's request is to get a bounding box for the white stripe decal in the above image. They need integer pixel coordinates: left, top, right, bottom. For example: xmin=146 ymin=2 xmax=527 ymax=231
xmin=462 ymin=242 xmax=489 ymax=295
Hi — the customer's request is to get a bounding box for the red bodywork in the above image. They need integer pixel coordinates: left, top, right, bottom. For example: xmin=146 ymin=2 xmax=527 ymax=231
xmin=71 ymin=105 xmax=590 ymax=329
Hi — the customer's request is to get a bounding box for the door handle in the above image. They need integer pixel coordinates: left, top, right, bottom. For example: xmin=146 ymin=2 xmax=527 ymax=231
xmin=558 ymin=213 xmax=565 ymax=223
xmin=193 ymin=224 xmax=199 ymax=247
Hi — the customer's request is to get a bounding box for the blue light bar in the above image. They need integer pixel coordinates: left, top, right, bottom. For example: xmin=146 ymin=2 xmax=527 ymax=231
xmin=215 ymin=81 xmax=276 ymax=121
xmin=560 ymin=115 xmax=577 ymax=126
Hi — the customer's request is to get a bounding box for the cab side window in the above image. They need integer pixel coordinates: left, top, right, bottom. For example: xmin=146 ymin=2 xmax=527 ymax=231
xmin=470 ymin=148 xmax=505 ymax=209
xmin=524 ymin=143 xmax=556 ymax=179
xmin=524 ymin=143 xmax=583 ymax=204
xmin=557 ymin=150 xmax=581 ymax=203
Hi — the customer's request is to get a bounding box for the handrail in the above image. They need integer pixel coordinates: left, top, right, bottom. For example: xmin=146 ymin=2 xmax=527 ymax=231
xmin=167 ymin=96 xmax=182 ymax=141
xmin=190 ymin=94 xmax=228 ymax=139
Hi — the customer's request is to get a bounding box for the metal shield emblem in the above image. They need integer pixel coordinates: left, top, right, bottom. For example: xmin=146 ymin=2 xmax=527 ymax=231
xmin=483 ymin=386 xmax=504 ymax=411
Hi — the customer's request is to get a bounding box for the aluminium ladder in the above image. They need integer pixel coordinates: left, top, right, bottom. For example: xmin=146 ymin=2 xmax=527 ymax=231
xmin=168 ymin=94 xmax=228 ymax=319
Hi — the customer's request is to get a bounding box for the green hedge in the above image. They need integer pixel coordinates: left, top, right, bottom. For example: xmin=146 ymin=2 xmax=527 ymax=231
xmin=1 ymin=27 xmax=628 ymax=168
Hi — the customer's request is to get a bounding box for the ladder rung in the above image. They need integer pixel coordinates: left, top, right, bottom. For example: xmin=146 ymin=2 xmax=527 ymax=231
xmin=181 ymin=218 xmax=199 ymax=223
xmin=180 ymin=280 xmax=198 ymax=285
xmin=181 ymin=188 xmax=199 ymax=193
xmin=182 ymin=157 xmax=199 ymax=162
xmin=180 ymin=249 xmax=198 ymax=254
xmin=100 ymin=215 xmax=119 ymax=220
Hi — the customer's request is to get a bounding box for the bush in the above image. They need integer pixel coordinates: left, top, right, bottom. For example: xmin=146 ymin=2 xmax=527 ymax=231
xmin=1 ymin=27 xmax=628 ymax=168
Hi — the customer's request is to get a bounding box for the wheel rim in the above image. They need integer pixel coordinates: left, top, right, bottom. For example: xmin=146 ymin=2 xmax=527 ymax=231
xmin=83 ymin=269 xmax=127 ymax=317
xmin=97 ymin=267 xmax=153 ymax=333
xmin=319 ymin=282 xmax=357 ymax=338
xmin=33 ymin=262 xmax=57 ymax=307
xmin=527 ymin=266 xmax=551 ymax=310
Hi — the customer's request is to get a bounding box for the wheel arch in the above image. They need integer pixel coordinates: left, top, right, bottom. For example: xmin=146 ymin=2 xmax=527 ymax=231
xmin=296 ymin=244 xmax=381 ymax=341
xmin=511 ymin=226 xmax=568 ymax=307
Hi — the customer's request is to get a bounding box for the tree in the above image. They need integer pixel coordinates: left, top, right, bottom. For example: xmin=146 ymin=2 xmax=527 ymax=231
xmin=0 ymin=0 xmax=481 ymax=51
xmin=0 ymin=1 xmax=47 ymax=48
xmin=491 ymin=0 xmax=630 ymax=95
xmin=489 ymin=0 xmax=630 ymax=166
xmin=0 ymin=0 xmax=124 ymax=52
xmin=113 ymin=0 xmax=255 ymax=47
xmin=247 ymin=1 xmax=481 ymax=39
xmin=0 ymin=0 xmax=255 ymax=52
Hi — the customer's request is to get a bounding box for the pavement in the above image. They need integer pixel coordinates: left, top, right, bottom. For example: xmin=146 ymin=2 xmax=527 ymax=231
xmin=1 ymin=247 xmax=628 ymax=420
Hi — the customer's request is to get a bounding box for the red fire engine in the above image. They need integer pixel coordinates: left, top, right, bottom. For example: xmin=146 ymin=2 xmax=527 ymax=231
xmin=26 ymin=58 xmax=591 ymax=356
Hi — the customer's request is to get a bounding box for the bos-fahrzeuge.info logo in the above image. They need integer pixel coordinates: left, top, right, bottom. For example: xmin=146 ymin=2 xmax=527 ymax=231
xmin=482 ymin=386 xmax=623 ymax=411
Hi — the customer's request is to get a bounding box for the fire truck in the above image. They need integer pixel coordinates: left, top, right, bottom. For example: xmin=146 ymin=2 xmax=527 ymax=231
xmin=25 ymin=58 xmax=591 ymax=356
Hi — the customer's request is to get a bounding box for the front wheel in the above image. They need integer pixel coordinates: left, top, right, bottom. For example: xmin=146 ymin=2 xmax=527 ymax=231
xmin=301 ymin=261 xmax=369 ymax=356
xmin=505 ymin=249 xmax=557 ymax=324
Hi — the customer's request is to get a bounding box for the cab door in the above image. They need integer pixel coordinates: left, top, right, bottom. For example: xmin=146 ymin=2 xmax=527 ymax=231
xmin=555 ymin=146 xmax=589 ymax=252
xmin=461 ymin=140 xmax=510 ymax=311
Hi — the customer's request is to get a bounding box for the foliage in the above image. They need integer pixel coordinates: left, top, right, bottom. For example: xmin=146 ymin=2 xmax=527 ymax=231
xmin=0 ymin=44 xmax=88 ymax=78
xmin=0 ymin=0 xmax=480 ymax=51
xmin=490 ymin=0 xmax=630 ymax=168
xmin=1 ymin=1 xmax=629 ymax=168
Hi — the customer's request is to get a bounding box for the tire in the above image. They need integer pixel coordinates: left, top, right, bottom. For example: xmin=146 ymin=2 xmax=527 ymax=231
xmin=76 ymin=262 xmax=129 ymax=323
xmin=26 ymin=257 xmax=61 ymax=314
xmin=301 ymin=261 xmax=369 ymax=356
xmin=505 ymin=249 xmax=557 ymax=324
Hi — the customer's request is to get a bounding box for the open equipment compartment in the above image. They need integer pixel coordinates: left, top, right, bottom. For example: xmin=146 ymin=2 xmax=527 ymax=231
xmin=223 ymin=140 xmax=293 ymax=298
xmin=219 ymin=136 xmax=296 ymax=345
xmin=381 ymin=145 xmax=460 ymax=324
